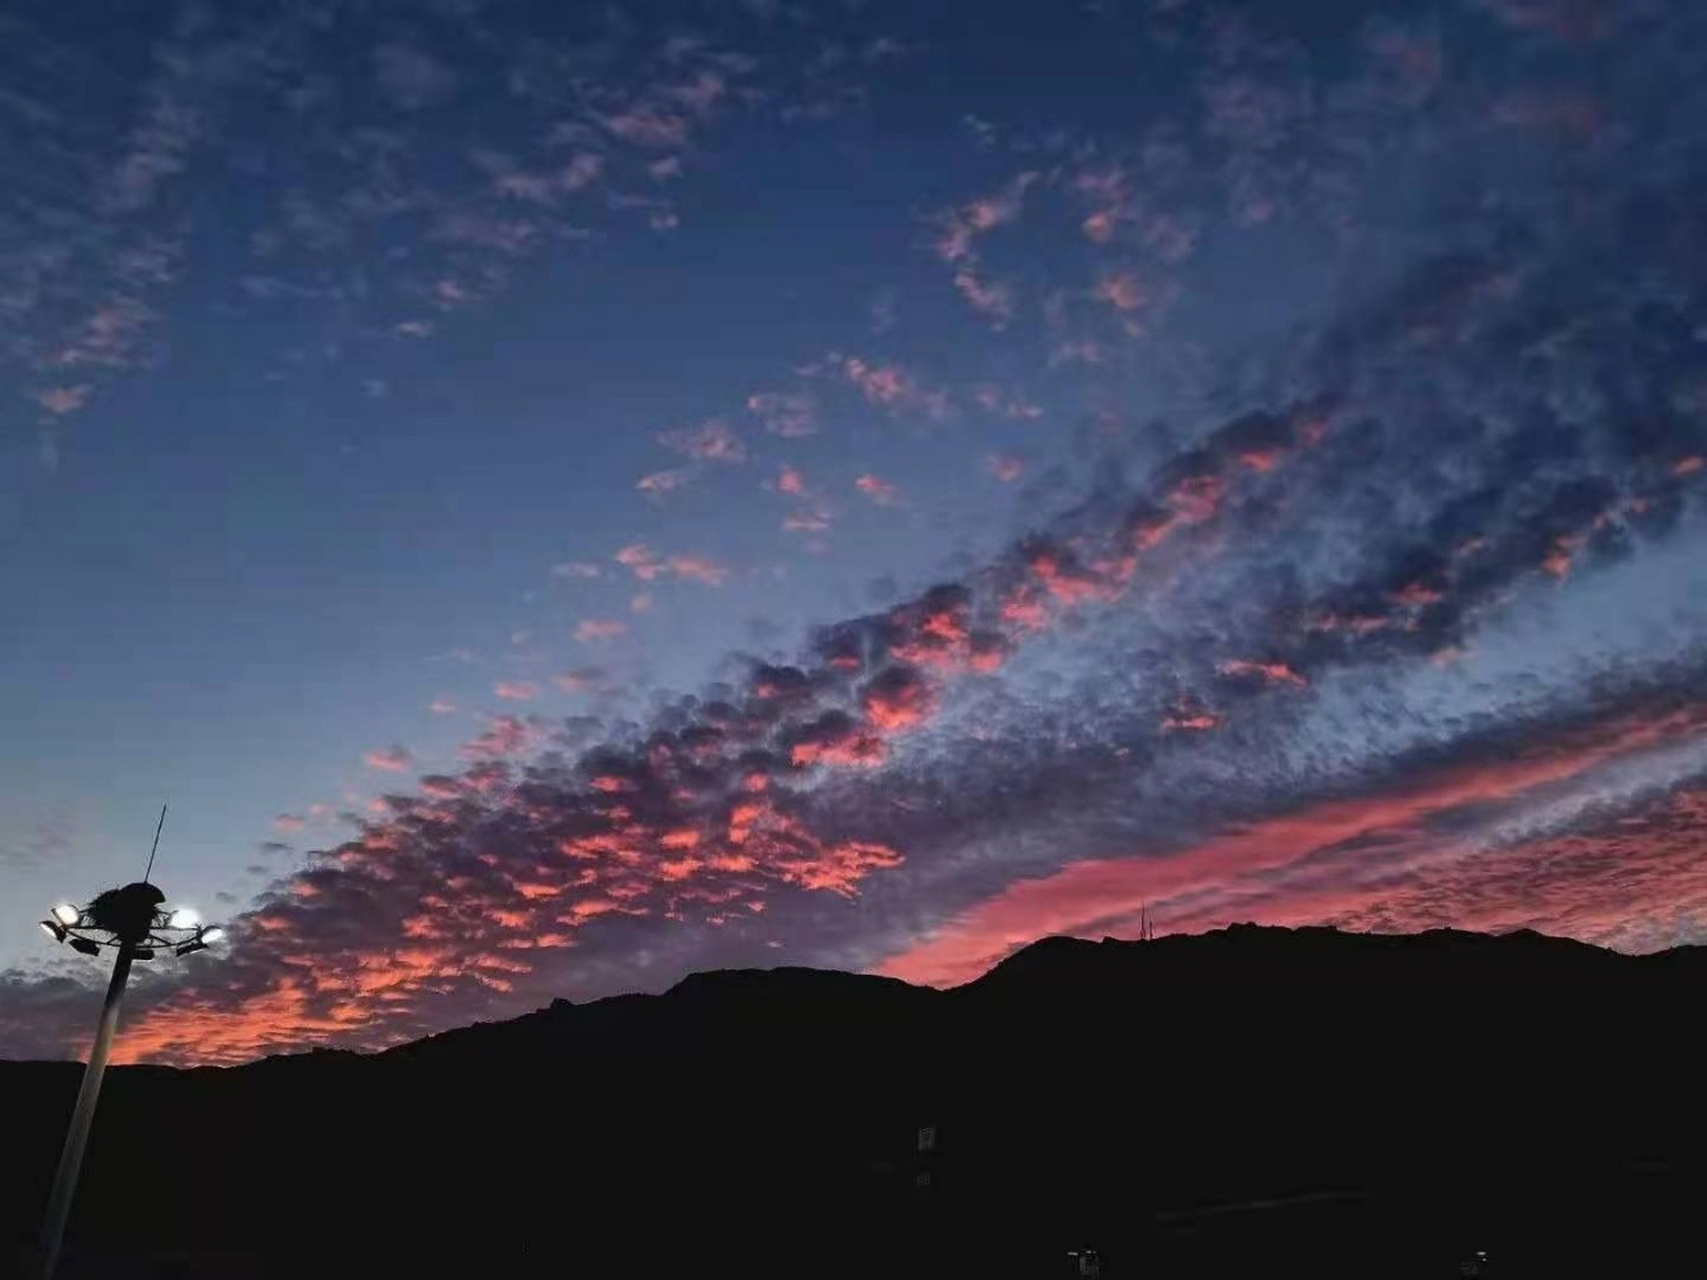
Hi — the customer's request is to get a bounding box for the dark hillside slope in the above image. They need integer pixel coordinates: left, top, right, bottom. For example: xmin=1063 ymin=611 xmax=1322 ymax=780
xmin=2 ymin=926 xmax=1702 ymax=1278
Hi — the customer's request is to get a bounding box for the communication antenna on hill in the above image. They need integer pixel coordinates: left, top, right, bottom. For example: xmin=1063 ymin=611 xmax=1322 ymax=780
xmin=141 ymin=803 xmax=168 ymax=885
xmin=1138 ymin=903 xmax=1156 ymax=942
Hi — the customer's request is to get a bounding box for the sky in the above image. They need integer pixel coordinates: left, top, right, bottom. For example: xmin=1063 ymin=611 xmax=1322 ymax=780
xmin=2 ymin=0 xmax=1706 ymax=1063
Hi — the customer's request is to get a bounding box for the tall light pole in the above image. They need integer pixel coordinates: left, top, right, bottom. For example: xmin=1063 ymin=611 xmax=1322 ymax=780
xmin=34 ymin=821 xmax=222 ymax=1280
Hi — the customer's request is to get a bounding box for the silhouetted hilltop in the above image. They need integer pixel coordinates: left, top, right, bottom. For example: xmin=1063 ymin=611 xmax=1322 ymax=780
xmin=970 ymin=923 xmax=1673 ymax=990
xmin=3 ymin=926 xmax=1703 ymax=1279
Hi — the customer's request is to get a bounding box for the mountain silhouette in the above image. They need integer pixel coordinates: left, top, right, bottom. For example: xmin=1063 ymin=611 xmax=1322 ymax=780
xmin=3 ymin=925 xmax=1703 ymax=1279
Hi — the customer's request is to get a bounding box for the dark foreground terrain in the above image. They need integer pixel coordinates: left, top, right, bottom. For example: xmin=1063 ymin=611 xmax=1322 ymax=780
xmin=3 ymin=925 xmax=1704 ymax=1278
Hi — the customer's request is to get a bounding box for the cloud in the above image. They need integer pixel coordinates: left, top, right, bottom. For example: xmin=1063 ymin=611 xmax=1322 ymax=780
xmin=374 ymin=44 xmax=456 ymax=111
xmin=33 ymin=386 xmax=91 ymax=416
xmin=879 ymin=700 xmax=1707 ymax=986
xmin=823 ymin=354 xmax=952 ymax=419
xmin=9 ymin=0 xmax=1707 ymax=1068
xmin=552 ymin=668 xmax=605 ymax=693
xmin=987 ymin=454 xmax=1025 ymax=483
xmin=461 ymin=715 xmax=536 ymax=760
xmin=660 ymin=418 xmax=745 ymax=463
xmin=855 ymin=474 xmax=901 ymax=505
xmin=363 ymin=746 xmax=414 ymax=773
xmin=600 ymin=108 xmax=692 ymax=148
xmin=495 ymin=682 xmax=539 ymax=701
xmin=931 ymin=172 xmax=1039 ymax=264
xmin=1094 ymin=272 xmax=1147 ymax=313
xmin=747 ymin=391 xmax=818 ymax=437
xmin=614 ymin=544 xmax=730 ymax=585
xmin=637 ymin=469 xmax=692 ymax=496
xmin=552 ymin=561 xmax=604 ymax=580
xmin=575 ymin=619 xmax=630 ymax=643
xmin=429 ymin=699 xmax=458 ymax=715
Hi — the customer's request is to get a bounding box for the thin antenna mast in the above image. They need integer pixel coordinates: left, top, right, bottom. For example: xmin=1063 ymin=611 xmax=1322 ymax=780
xmin=141 ymin=803 xmax=168 ymax=885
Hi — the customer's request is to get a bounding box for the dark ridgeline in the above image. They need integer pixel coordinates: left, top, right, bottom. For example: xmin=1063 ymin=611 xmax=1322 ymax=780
xmin=2 ymin=924 xmax=1704 ymax=1279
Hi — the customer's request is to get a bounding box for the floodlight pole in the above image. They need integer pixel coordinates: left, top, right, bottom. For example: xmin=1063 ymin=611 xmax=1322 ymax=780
xmin=38 ymin=938 xmax=137 ymax=1280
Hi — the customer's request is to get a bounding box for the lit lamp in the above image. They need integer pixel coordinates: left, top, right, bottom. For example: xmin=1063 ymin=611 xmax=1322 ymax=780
xmin=32 ymin=806 xmax=223 ymax=1280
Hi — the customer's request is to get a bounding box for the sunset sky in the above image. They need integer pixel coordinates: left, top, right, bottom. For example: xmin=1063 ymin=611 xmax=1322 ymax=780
xmin=4 ymin=0 xmax=1707 ymax=1063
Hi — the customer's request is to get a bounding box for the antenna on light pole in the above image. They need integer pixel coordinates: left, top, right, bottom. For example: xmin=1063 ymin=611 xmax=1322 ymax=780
xmin=141 ymin=803 xmax=167 ymax=885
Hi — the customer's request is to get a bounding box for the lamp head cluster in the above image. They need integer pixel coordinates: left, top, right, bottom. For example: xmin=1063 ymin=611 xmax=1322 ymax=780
xmin=40 ymin=882 xmax=225 ymax=960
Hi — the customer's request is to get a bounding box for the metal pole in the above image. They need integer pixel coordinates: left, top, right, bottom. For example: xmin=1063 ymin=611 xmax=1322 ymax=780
xmin=38 ymin=940 xmax=135 ymax=1280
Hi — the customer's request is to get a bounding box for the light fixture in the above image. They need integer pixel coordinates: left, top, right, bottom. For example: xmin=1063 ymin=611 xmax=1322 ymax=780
xmin=167 ymin=907 xmax=199 ymax=929
xmin=68 ymin=937 xmax=102 ymax=957
xmin=51 ymin=903 xmax=80 ymax=927
xmin=131 ymin=947 xmax=155 ymax=961
xmin=40 ymin=920 xmax=67 ymax=942
xmin=173 ymin=939 xmax=207 ymax=958
xmin=200 ymin=926 xmax=226 ymax=944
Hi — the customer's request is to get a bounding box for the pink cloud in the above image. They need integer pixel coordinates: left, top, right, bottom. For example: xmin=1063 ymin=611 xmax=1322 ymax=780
xmin=855 ymin=474 xmax=900 ymax=505
xmin=461 ymin=715 xmax=534 ymax=760
xmin=576 ymin=618 xmax=629 ymax=642
xmin=777 ymin=465 xmax=806 ymax=495
xmin=932 ymin=172 xmax=1040 ymax=263
xmin=364 ymin=745 xmax=414 ymax=773
xmin=660 ymin=418 xmax=745 ymax=463
xmin=494 ymin=681 xmax=539 ymax=701
xmin=429 ymin=698 xmax=458 ymax=715
xmin=614 ymin=544 xmax=730 ymax=585
xmin=825 ymin=354 xmax=952 ymax=419
xmin=273 ymin=814 xmax=307 ymax=833
xmin=879 ymin=703 xmax=1707 ymax=987
xmin=953 ymin=269 xmax=1015 ymax=323
xmin=987 ymin=454 xmax=1025 ymax=483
